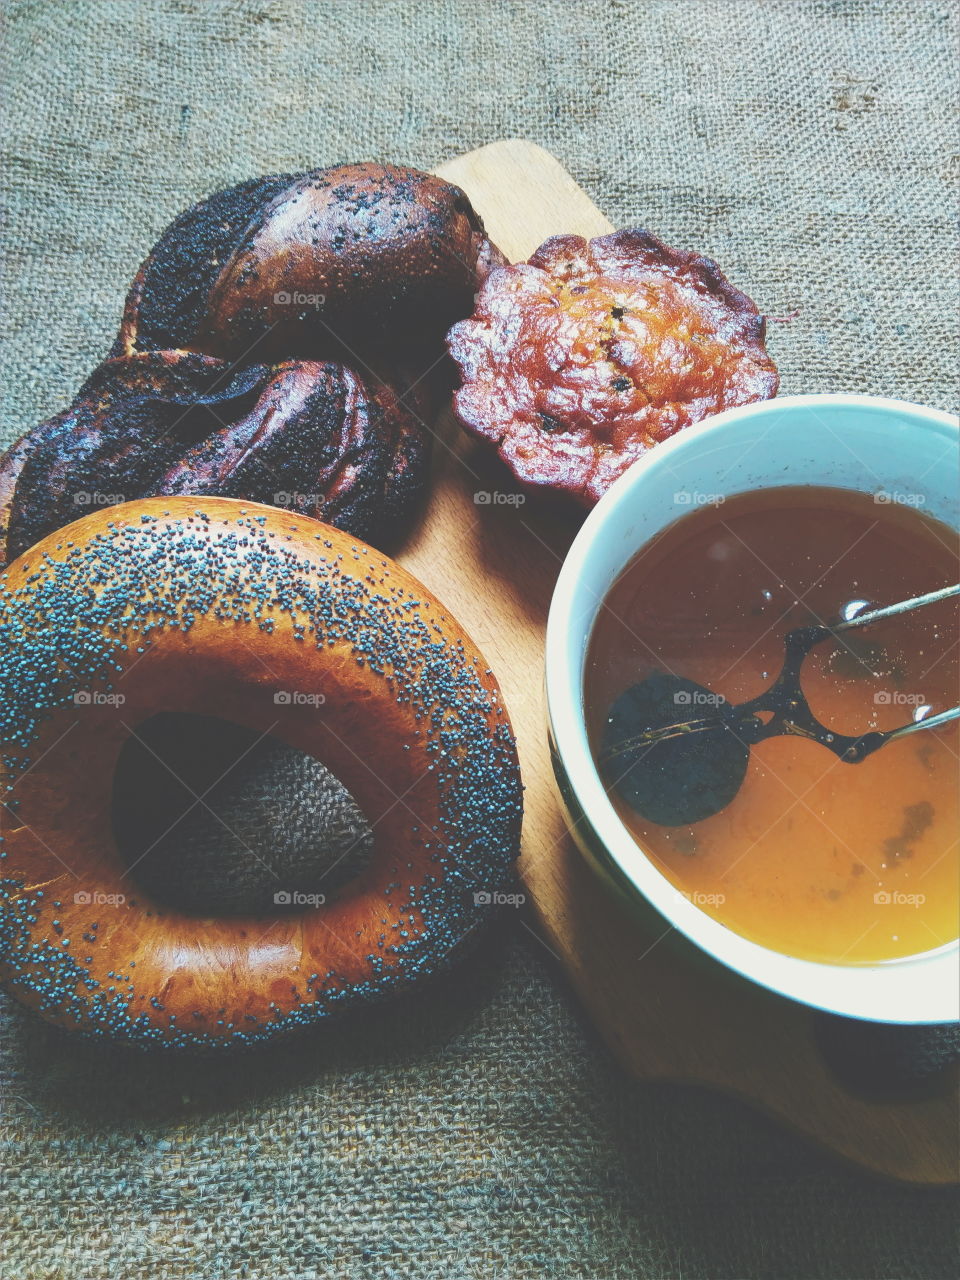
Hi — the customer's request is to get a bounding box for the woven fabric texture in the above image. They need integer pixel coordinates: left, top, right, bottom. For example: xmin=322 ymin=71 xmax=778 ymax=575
xmin=1 ymin=1 xmax=958 ymax=1278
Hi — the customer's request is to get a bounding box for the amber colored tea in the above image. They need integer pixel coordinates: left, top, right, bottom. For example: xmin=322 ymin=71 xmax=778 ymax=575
xmin=585 ymin=486 xmax=959 ymax=964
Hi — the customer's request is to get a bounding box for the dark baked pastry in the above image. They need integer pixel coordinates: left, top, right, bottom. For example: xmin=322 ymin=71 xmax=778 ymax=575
xmin=447 ymin=230 xmax=779 ymax=504
xmin=0 ymin=163 xmax=502 ymax=564
xmin=115 ymin=163 xmax=503 ymax=363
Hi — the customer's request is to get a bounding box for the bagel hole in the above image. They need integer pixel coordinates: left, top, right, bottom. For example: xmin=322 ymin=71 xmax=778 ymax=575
xmin=111 ymin=712 xmax=374 ymax=916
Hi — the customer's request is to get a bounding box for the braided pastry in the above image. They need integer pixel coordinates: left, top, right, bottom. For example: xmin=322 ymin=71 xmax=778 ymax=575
xmin=0 ymin=164 xmax=503 ymax=564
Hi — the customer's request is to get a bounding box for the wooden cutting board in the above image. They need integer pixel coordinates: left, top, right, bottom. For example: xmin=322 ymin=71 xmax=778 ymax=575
xmin=400 ymin=141 xmax=959 ymax=1184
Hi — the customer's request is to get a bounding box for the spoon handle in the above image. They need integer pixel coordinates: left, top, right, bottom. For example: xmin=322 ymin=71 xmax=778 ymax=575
xmin=882 ymin=705 xmax=960 ymax=742
xmin=836 ymin=705 xmax=960 ymax=764
xmin=832 ymin=583 xmax=959 ymax=632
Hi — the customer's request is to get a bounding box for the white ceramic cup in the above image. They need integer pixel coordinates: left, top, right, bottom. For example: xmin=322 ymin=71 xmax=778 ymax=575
xmin=546 ymin=394 xmax=959 ymax=1024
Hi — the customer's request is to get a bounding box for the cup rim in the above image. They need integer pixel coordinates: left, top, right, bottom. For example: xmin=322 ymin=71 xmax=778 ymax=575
xmin=545 ymin=393 xmax=960 ymax=1024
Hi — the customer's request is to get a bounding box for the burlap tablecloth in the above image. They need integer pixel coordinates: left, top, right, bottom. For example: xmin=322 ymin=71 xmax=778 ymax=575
xmin=1 ymin=2 xmax=957 ymax=1277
